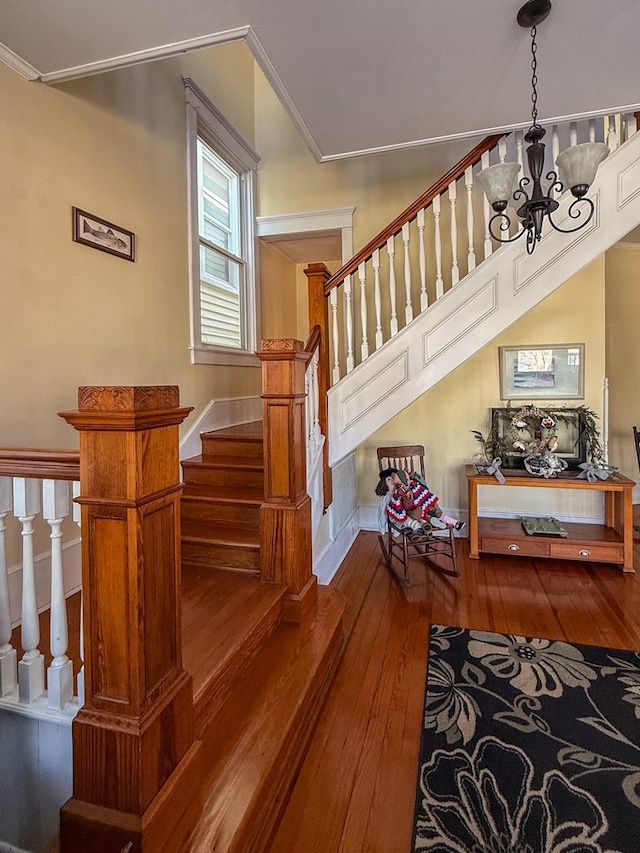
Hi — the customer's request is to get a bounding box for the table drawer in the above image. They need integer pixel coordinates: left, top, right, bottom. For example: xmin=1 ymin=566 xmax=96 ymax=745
xmin=550 ymin=541 xmax=623 ymax=563
xmin=481 ymin=537 xmax=550 ymax=558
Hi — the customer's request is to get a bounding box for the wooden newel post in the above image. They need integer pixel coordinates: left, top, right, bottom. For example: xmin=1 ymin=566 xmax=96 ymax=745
xmin=258 ymin=341 xmax=317 ymax=623
xmin=58 ymin=386 xmax=203 ymax=853
xmin=304 ymin=263 xmax=333 ymax=511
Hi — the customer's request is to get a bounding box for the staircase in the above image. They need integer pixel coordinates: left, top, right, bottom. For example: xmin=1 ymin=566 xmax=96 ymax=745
xmin=320 ymin=117 xmax=640 ymax=464
xmin=179 ymin=418 xmax=345 ymax=853
xmin=181 ymin=421 xmax=264 ymax=574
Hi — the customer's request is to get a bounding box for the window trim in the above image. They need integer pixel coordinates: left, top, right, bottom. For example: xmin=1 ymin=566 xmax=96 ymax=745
xmin=184 ymin=77 xmax=261 ymax=367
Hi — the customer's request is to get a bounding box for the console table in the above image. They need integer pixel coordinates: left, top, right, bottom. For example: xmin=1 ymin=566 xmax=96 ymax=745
xmin=466 ymin=465 xmax=635 ymax=573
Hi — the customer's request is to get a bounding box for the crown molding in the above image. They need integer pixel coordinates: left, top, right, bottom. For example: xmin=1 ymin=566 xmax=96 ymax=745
xmin=0 ymin=42 xmax=41 ymax=80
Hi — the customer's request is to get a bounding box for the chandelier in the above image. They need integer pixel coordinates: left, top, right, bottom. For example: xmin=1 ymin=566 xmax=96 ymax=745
xmin=477 ymin=0 xmax=609 ymax=255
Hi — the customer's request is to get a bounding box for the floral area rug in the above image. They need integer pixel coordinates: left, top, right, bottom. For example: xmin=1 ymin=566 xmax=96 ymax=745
xmin=413 ymin=625 xmax=640 ymax=852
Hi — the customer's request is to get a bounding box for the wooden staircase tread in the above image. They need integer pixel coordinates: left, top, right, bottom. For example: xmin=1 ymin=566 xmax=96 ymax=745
xmin=182 ymin=455 xmax=264 ymax=472
xmin=188 ymin=586 xmax=346 ymax=853
xmin=182 ymin=518 xmax=260 ymax=547
xmin=181 ymin=494 xmax=262 ymax=508
xmin=181 ymin=565 xmax=287 ymax=705
xmin=202 ymin=421 xmax=263 ymax=440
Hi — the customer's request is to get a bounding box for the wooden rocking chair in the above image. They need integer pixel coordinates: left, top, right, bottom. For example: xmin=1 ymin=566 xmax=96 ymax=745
xmin=376 ymin=445 xmax=459 ymax=586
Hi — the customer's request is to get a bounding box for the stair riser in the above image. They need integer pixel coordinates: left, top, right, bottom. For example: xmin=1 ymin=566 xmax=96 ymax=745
xmin=182 ymin=467 xmax=264 ymax=494
xmin=182 ymin=541 xmax=260 ymax=573
xmin=181 ymin=500 xmax=260 ymax=525
xmin=201 ymin=436 xmax=263 ymax=463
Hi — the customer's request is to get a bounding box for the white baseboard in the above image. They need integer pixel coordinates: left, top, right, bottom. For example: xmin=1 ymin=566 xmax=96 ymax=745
xmin=314 ymin=508 xmax=359 ymax=585
xmin=180 ymin=396 xmax=262 ymax=461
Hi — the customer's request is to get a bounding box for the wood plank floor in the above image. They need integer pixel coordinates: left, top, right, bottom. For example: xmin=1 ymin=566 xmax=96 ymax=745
xmin=266 ymin=530 xmax=640 ymax=853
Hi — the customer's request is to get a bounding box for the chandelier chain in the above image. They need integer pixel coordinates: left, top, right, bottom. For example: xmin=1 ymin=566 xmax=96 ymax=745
xmin=530 ymin=24 xmax=539 ymax=127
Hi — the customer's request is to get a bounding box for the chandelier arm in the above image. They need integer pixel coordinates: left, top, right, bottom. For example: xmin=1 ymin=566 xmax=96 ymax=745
xmin=513 ymin=179 xmax=531 ymax=205
xmin=487 ymin=213 xmax=527 ymax=244
xmin=545 ymin=170 xmax=563 ymax=195
xmin=547 ymin=198 xmax=596 ymax=234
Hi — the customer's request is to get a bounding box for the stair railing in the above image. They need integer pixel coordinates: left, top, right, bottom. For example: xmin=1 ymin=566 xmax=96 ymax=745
xmin=0 ymin=449 xmax=81 ymax=712
xmin=316 ymin=112 xmax=638 ymax=385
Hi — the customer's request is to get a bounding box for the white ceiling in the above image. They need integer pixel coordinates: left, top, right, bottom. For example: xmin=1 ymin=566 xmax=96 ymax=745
xmin=1 ymin=0 xmax=640 ymax=162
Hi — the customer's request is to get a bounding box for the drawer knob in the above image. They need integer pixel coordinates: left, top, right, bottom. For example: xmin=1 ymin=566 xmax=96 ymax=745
xmin=508 ymin=544 xmax=520 ymax=551
xmin=579 ymin=549 xmax=591 ymax=557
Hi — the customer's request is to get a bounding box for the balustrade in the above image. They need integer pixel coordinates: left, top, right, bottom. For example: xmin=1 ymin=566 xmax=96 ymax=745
xmin=0 ymin=453 xmax=81 ymax=714
xmin=317 ymin=112 xmax=638 ymax=384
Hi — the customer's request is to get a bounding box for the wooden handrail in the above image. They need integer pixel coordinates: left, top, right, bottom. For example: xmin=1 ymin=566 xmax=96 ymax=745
xmin=0 ymin=448 xmax=80 ymax=481
xmin=324 ymin=132 xmax=505 ymax=294
xmin=304 ymin=324 xmax=322 ymax=354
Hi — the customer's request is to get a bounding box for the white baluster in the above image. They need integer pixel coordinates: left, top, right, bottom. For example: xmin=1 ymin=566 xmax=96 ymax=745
xmin=626 ymin=113 xmax=637 ymax=138
xmin=516 ymin=129 xmax=525 ymax=171
xmin=387 ymin=236 xmax=398 ymax=336
xmin=330 ymin=288 xmax=340 ymax=384
xmin=373 ymin=249 xmax=383 ymax=349
xmin=73 ymin=481 xmax=84 ymax=707
xmin=433 ymin=195 xmax=444 ymax=299
xmin=358 ymin=262 xmax=369 ymax=360
xmin=550 ymin=126 xmax=561 ymax=198
xmin=464 ymin=167 xmax=475 ymax=274
xmin=607 ymin=115 xmax=618 ymax=151
xmin=481 ymin=151 xmax=492 ymax=259
xmin=43 ymin=480 xmax=73 ymax=710
xmin=344 ymin=274 xmax=355 ymax=373
xmin=304 ymin=365 xmax=312 ymax=446
xmin=401 ymin=223 xmax=413 ymax=324
xmin=0 ymin=478 xmax=17 ymax=696
xmin=588 ymin=118 xmax=596 ymax=142
xmin=569 ymin=121 xmax=578 ymax=147
xmin=14 ymin=478 xmax=44 ymax=704
xmin=313 ymin=350 xmax=321 ymax=443
xmin=498 ymin=137 xmax=508 ymax=163
xmin=449 ymin=182 xmax=459 ymax=286
xmin=417 ymin=209 xmax=428 ymax=311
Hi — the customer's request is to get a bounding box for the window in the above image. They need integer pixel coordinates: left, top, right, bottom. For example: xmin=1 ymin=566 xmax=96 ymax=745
xmin=184 ymin=78 xmax=260 ymax=365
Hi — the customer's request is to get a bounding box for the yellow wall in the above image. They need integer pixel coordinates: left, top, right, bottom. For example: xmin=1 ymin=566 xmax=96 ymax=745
xmin=260 ymin=241 xmax=299 ymax=339
xmin=606 ymin=244 xmax=640 ymax=480
xmin=357 ymin=258 xmax=608 ymax=516
xmin=0 ymin=43 xmax=262 ymax=449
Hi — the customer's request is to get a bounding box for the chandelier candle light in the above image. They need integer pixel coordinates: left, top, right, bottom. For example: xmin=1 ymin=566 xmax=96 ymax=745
xmin=477 ymin=0 xmax=610 ymax=254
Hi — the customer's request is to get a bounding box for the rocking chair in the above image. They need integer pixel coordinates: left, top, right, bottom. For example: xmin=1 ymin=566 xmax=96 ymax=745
xmin=376 ymin=445 xmax=459 ymax=586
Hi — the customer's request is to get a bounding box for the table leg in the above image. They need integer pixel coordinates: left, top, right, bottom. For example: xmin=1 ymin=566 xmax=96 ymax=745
xmin=468 ymin=476 xmax=479 ymax=559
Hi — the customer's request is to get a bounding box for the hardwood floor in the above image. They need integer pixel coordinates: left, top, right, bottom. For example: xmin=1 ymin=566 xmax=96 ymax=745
xmin=266 ymin=530 xmax=640 ymax=853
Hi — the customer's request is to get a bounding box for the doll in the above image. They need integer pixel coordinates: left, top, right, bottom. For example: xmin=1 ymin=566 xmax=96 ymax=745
xmin=375 ymin=468 xmax=465 ymax=535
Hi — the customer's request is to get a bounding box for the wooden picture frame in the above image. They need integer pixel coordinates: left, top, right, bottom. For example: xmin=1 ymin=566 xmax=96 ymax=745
xmin=491 ymin=406 xmax=588 ymax=469
xmin=72 ymin=207 xmax=136 ymax=261
xmin=499 ymin=344 xmax=585 ymax=400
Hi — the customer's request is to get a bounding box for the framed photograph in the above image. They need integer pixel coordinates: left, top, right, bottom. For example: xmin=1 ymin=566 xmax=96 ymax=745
xmin=491 ymin=406 xmax=588 ymax=470
xmin=72 ymin=207 xmax=135 ymax=261
xmin=499 ymin=344 xmax=584 ymax=400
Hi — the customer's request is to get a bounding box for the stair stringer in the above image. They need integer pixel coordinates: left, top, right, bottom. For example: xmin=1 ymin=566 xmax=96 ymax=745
xmin=328 ymin=131 xmax=640 ymax=466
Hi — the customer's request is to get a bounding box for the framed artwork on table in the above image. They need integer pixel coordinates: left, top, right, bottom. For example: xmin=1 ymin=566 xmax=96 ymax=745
xmin=499 ymin=344 xmax=585 ymax=400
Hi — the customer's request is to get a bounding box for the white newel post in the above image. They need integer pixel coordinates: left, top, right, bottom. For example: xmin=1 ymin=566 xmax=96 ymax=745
xmin=14 ymin=477 xmax=44 ymax=703
xmin=0 ymin=477 xmax=17 ymax=696
xmin=43 ymin=479 xmax=73 ymax=710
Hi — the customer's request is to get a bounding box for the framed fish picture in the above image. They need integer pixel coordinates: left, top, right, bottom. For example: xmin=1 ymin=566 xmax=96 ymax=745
xmin=72 ymin=207 xmax=136 ymax=261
